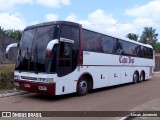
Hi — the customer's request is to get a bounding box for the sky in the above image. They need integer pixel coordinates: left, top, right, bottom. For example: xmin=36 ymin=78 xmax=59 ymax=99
xmin=0 ymin=0 xmax=160 ymax=40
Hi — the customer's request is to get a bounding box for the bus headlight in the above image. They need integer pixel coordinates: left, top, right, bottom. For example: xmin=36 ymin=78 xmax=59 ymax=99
xmin=47 ymin=78 xmax=54 ymax=83
xmin=14 ymin=75 xmax=20 ymax=80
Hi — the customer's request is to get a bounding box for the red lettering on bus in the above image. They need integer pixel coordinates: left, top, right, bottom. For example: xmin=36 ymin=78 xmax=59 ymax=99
xmin=119 ymin=56 xmax=134 ymax=64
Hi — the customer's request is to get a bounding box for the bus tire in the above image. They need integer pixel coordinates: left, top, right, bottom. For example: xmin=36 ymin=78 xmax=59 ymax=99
xmin=140 ymin=71 xmax=145 ymax=82
xmin=133 ymin=72 xmax=139 ymax=84
xmin=77 ymin=77 xmax=89 ymax=96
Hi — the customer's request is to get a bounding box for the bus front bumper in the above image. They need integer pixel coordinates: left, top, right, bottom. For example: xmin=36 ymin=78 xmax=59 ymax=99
xmin=14 ymin=80 xmax=56 ymax=96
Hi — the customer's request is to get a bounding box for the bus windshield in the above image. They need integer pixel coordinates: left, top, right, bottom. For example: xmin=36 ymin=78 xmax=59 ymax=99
xmin=15 ymin=25 xmax=59 ymax=73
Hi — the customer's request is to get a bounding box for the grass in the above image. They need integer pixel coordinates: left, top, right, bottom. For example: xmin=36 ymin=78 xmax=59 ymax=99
xmin=0 ymin=64 xmax=23 ymax=94
xmin=0 ymin=88 xmax=19 ymax=94
xmin=0 ymin=64 xmax=15 ymax=67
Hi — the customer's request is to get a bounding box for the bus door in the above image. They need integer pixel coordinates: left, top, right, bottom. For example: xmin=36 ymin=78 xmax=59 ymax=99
xmin=57 ymin=25 xmax=80 ymax=77
xmin=57 ymin=42 xmax=73 ymax=77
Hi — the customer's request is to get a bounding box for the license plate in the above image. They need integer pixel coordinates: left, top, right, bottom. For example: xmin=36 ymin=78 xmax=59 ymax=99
xmin=24 ymin=84 xmax=30 ymax=88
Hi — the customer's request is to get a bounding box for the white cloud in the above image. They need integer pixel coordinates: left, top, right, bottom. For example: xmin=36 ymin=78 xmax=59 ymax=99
xmin=65 ymin=13 xmax=77 ymax=22
xmin=133 ymin=17 xmax=156 ymax=27
xmin=125 ymin=0 xmax=160 ymax=40
xmin=30 ymin=20 xmax=40 ymax=25
xmin=125 ymin=0 xmax=160 ymax=20
xmin=0 ymin=0 xmax=32 ymax=11
xmin=65 ymin=9 xmax=136 ymax=38
xmin=0 ymin=13 xmax=26 ymax=30
xmin=45 ymin=13 xmax=59 ymax=21
xmin=109 ymin=24 xmax=136 ymax=35
xmin=0 ymin=0 xmax=71 ymax=11
xmin=61 ymin=0 xmax=71 ymax=5
xmin=88 ymin=9 xmax=117 ymax=26
xmin=36 ymin=0 xmax=71 ymax=8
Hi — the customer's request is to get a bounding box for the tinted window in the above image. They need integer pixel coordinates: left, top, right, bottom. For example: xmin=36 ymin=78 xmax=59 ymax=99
xmin=33 ymin=26 xmax=55 ymax=64
xmin=144 ymin=47 xmax=148 ymax=58
xmin=16 ymin=25 xmax=58 ymax=72
xmin=114 ymin=39 xmax=129 ymax=55
xmin=149 ymin=48 xmax=153 ymax=59
xmin=129 ymin=43 xmax=137 ymax=56
xmin=61 ymin=25 xmax=79 ymax=45
xmin=82 ymin=29 xmax=153 ymax=59
xmin=141 ymin=46 xmax=144 ymax=58
xmin=20 ymin=29 xmax=36 ymax=59
xmin=83 ymin=30 xmax=102 ymax=52
xmin=102 ymin=35 xmax=115 ymax=54
xmin=143 ymin=47 xmax=153 ymax=59
xmin=129 ymin=43 xmax=141 ymax=57
xmin=136 ymin=45 xmax=141 ymax=57
xmin=140 ymin=46 xmax=153 ymax=59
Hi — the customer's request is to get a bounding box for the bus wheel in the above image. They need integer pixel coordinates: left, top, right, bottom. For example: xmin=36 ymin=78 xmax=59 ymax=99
xmin=140 ymin=72 xmax=145 ymax=82
xmin=133 ymin=72 xmax=139 ymax=84
xmin=77 ymin=77 xmax=89 ymax=96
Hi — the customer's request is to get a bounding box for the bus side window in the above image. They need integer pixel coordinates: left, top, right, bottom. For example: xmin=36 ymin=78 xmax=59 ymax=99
xmin=112 ymin=38 xmax=117 ymax=54
xmin=84 ymin=41 xmax=90 ymax=51
xmin=141 ymin=46 xmax=144 ymax=58
xmin=149 ymin=48 xmax=153 ymax=59
xmin=136 ymin=45 xmax=141 ymax=57
xmin=116 ymin=39 xmax=123 ymax=55
xmin=94 ymin=34 xmax=102 ymax=52
xmin=102 ymin=37 xmax=108 ymax=53
xmin=144 ymin=47 xmax=147 ymax=58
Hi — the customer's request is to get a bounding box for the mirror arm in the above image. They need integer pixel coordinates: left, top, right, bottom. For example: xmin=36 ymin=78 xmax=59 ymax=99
xmin=46 ymin=39 xmax=59 ymax=58
xmin=5 ymin=43 xmax=19 ymax=59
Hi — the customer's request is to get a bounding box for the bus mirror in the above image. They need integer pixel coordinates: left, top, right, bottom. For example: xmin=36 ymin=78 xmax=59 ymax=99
xmin=46 ymin=39 xmax=59 ymax=58
xmin=5 ymin=43 xmax=19 ymax=59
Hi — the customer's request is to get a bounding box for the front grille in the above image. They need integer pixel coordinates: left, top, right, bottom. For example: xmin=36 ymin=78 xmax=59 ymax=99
xmin=21 ymin=76 xmax=37 ymax=81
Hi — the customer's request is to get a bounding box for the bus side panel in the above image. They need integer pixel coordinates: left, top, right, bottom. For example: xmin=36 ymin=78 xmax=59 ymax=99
xmin=120 ymin=67 xmax=131 ymax=84
xmin=89 ymin=66 xmax=109 ymax=89
xmin=108 ymin=67 xmax=121 ymax=86
xmin=55 ymin=79 xmax=70 ymax=95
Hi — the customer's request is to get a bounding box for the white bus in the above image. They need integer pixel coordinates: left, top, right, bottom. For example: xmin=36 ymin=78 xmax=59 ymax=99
xmin=6 ymin=21 xmax=155 ymax=96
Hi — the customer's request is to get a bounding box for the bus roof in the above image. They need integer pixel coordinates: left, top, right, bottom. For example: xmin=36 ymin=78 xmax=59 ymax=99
xmin=24 ymin=20 xmax=153 ymax=49
xmin=24 ymin=21 xmax=80 ymax=31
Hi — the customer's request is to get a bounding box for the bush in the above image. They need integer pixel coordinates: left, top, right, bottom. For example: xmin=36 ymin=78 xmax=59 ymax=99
xmin=0 ymin=64 xmax=15 ymax=90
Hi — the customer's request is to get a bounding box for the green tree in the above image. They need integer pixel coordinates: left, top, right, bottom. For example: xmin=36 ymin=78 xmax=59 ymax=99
xmin=154 ymin=42 xmax=160 ymax=53
xmin=126 ymin=33 xmax=139 ymax=41
xmin=139 ymin=27 xmax=159 ymax=52
xmin=4 ymin=29 xmax=22 ymax=40
xmin=126 ymin=27 xmax=160 ymax=53
xmin=139 ymin=27 xmax=158 ymax=44
xmin=7 ymin=30 xmax=22 ymax=40
xmin=0 ymin=26 xmax=6 ymax=35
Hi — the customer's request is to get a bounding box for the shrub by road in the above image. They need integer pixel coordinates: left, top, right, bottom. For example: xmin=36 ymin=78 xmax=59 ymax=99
xmin=0 ymin=64 xmax=14 ymax=90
